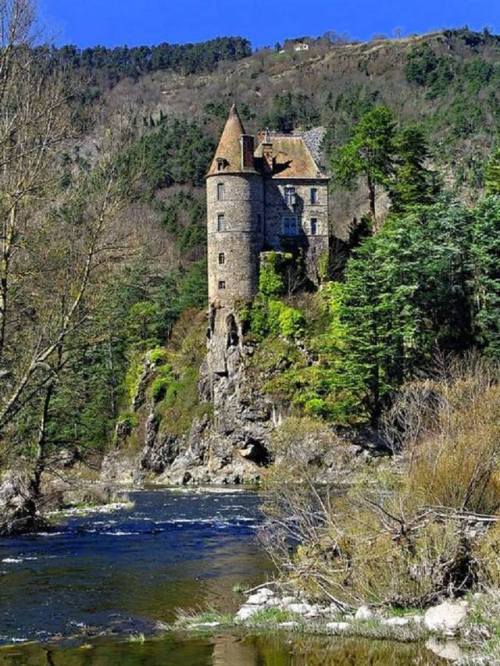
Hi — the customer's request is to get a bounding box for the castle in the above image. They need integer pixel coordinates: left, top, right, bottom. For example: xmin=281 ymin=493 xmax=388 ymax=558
xmin=206 ymin=104 xmax=330 ymax=373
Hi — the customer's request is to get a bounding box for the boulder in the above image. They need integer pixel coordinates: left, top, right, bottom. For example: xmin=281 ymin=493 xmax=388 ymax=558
xmin=235 ymin=605 xmax=261 ymax=621
xmin=355 ymin=605 xmax=374 ymax=620
xmin=326 ymin=621 xmax=350 ymax=632
xmin=0 ymin=470 xmax=38 ymax=536
xmin=424 ymin=600 xmax=468 ymax=635
xmin=246 ymin=588 xmax=275 ymax=606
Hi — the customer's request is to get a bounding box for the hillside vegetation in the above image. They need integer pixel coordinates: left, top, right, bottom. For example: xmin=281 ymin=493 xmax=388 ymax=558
xmin=0 ymin=0 xmax=498 ymax=548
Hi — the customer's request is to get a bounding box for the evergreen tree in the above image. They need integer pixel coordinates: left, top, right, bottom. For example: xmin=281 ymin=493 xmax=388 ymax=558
xmin=471 ymin=195 xmax=500 ymax=357
xmin=484 ymin=147 xmax=500 ymax=195
xmin=389 ymin=125 xmax=437 ymax=212
xmin=332 ymin=106 xmax=396 ymax=222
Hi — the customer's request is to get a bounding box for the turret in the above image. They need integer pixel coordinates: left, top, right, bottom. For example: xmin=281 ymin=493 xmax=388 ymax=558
xmin=206 ymin=104 xmax=264 ymax=311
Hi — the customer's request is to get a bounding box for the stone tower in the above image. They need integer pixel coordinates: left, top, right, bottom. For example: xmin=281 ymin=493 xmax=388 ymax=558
xmin=206 ymin=104 xmax=264 ymax=308
xmin=206 ymin=104 xmax=330 ymax=376
xmin=206 ymin=104 xmax=264 ymax=373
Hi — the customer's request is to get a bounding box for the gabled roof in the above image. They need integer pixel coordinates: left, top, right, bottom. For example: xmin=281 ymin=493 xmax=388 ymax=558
xmin=207 ymin=104 xmax=257 ymax=176
xmin=254 ymin=135 xmax=328 ymax=180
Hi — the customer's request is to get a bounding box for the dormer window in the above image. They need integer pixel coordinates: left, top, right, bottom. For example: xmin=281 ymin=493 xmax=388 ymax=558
xmin=217 ymin=182 xmax=224 ymax=201
xmin=216 ymin=158 xmax=225 ymax=172
xmin=284 ymin=186 xmax=296 ymax=207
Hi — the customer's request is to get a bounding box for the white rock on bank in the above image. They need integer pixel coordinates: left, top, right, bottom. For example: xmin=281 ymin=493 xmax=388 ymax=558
xmin=280 ymin=596 xmax=297 ymax=607
xmin=278 ymin=621 xmax=300 ymax=629
xmin=355 ymin=605 xmax=374 ymax=620
xmin=246 ymin=588 xmax=275 ymax=605
xmin=424 ymin=600 xmax=468 ymax=635
xmin=236 ymin=605 xmax=261 ymax=621
xmin=382 ymin=616 xmax=411 ymax=626
xmin=287 ymin=603 xmax=315 ymax=615
xmin=326 ymin=621 xmax=351 ymax=632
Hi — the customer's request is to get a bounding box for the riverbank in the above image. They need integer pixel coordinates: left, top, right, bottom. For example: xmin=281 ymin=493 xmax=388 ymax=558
xmin=175 ymin=586 xmax=500 ymax=664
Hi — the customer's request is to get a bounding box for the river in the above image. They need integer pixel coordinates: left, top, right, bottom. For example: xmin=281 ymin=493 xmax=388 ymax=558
xmin=0 ymin=488 xmax=446 ymax=664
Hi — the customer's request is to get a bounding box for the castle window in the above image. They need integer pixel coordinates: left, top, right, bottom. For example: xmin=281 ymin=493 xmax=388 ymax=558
xmin=218 ymin=252 xmax=225 ymax=265
xmin=217 ymin=182 xmax=224 ymax=200
xmin=284 ymin=186 xmax=296 ymax=207
xmin=217 ymin=213 xmax=225 ymax=232
xmin=282 ymin=215 xmax=298 ymax=236
xmin=216 ymin=158 xmax=225 ymax=171
xmin=310 ymin=188 xmax=318 ymax=204
xmin=310 ymin=218 xmax=318 ymax=235
xmin=218 ymin=280 xmax=226 ymax=290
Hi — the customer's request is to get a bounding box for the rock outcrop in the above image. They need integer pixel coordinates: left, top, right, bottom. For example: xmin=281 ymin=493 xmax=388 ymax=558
xmin=138 ymin=342 xmax=276 ymax=485
xmin=0 ymin=470 xmax=39 ymax=535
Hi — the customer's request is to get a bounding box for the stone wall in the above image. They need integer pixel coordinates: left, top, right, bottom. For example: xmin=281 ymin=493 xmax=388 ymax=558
xmin=263 ymin=178 xmax=329 ymax=282
xmin=206 ymin=173 xmax=264 ymax=308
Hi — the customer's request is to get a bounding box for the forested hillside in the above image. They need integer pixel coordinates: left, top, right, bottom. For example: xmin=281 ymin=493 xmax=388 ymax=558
xmin=0 ymin=4 xmax=498 ymax=538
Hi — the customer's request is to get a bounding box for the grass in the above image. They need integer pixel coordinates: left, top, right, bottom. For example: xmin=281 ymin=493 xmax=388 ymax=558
xmin=174 ymin=608 xmax=234 ymax=630
xmin=247 ymin=607 xmax=301 ymax=625
xmin=460 ymin=591 xmax=500 ymax=663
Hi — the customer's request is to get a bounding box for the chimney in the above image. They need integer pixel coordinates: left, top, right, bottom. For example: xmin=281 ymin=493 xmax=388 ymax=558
xmin=240 ymin=134 xmax=254 ymax=169
xmin=261 ymin=128 xmax=273 ymax=170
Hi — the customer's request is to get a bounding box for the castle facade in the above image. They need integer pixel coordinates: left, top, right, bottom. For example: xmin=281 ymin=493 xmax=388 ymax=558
xmin=206 ymin=104 xmax=330 ymax=373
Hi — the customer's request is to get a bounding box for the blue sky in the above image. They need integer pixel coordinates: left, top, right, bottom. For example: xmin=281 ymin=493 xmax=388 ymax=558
xmin=39 ymin=0 xmax=499 ymax=48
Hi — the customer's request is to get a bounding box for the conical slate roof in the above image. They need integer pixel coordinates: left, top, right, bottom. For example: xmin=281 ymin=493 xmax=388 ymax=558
xmin=207 ymin=104 xmax=256 ymax=176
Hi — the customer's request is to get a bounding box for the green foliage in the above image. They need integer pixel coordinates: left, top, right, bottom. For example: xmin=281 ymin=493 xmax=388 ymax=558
xmin=36 ymin=37 xmax=252 ymax=86
xmin=127 ymin=301 xmax=162 ymax=350
xmin=263 ymin=92 xmax=319 ymax=132
xmin=485 ymin=147 xmax=500 ymax=195
xmin=161 ymin=192 xmax=206 ymax=253
xmin=154 ymin=312 xmax=211 ymax=436
xmin=150 ymin=364 xmax=174 ymax=403
xmin=471 ymin=195 xmax=500 ymax=357
xmin=118 ymin=119 xmax=215 ymax=197
xmin=267 ymin=300 xmax=305 ymax=338
xmin=389 ymin=125 xmax=438 ymax=213
xmin=148 ymin=347 xmax=169 ymax=366
xmin=258 ymin=252 xmax=292 ymax=297
xmin=405 ymin=43 xmax=455 ymax=97
xmin=332 ymin=106 xmax=397 ymax=218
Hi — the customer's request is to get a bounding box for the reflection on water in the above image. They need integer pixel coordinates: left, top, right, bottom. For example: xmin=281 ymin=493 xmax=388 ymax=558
xmin=0 ymin=633 xmax=447 ymax=665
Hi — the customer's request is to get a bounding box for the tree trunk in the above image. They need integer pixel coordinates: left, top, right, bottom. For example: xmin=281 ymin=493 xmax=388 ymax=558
xmin=368 ymin=176 xmax=376 ymax=223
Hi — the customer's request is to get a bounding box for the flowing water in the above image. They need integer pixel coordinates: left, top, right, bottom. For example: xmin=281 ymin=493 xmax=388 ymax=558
xmin=0 ymin=488 xmax=446 ymax=664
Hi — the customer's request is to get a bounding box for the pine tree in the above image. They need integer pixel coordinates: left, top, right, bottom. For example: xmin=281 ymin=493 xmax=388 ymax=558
xmin=332 ymin=106 xmax=396 ymax=222
xmin=484 ymin=147 xmax=500 ymax=195
xmin=389 ymin=125 xmax=437 ymax=213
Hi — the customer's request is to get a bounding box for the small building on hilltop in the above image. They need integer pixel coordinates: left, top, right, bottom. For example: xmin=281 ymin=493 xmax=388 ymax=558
xmin=206 ymin=103 xmax=330 ymax=374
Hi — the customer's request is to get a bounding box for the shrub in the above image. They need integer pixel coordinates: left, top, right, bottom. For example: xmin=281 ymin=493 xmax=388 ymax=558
xmin=259 ymin=251 xmax=292 ymax=297
xmin=267 ymin=300 xmax=305 ymax=339
xmin=261 ymin=357 xmax=500 ymax=608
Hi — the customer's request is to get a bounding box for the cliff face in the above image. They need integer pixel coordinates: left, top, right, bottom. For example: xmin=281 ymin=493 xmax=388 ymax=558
xmin=102 ymin=313 xmax=280 ymax=486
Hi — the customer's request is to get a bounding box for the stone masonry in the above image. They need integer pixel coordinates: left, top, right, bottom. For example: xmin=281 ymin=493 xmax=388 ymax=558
xmin=206 ymin=104 xmax=330 ymax=377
